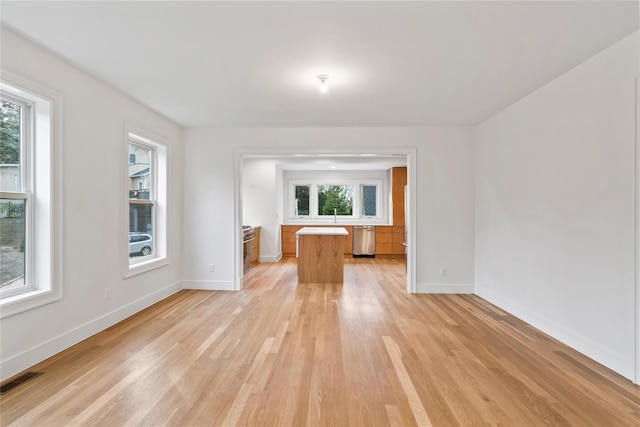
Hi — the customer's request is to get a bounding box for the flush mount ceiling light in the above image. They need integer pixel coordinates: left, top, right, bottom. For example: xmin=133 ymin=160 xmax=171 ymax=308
xmin=317 ymin=74 xmax=329 ymax=93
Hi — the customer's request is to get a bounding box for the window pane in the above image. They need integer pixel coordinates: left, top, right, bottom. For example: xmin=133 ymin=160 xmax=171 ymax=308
xmin=318 ymin=185 xmax=353 ymax=215
xmin=362 ymin=185 xmax=377 ymax=216
xmin=0 ymin=100 xmax=21 ymax=192
xmin=0 ymin=199 xmax=26 ymax=290
xmin=294 ymin=185 xmax=309 ymax=216
xmin=129 ymin=143 xmax=151 ymax=200
xmin=129 ymin=203 xmax=153 ymax=257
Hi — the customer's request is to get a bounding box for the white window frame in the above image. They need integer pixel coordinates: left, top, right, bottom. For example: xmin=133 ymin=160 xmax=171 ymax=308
xmin=0 ymin=73 xmax=62 ymax=319
xmin=288 ymin=179 xmax=382 ymax=222
xmin=292 ymin=184 xmax=311 ymax=217
xmin=360 ymin=184 xmax=379 ymax=218
xmin=124 ymin=126 xmax=169 ymax=278
xmin=0 ymin=94 xmax=32 ymax=299
xmin=316 ymin=184 xmax=356 ymax=219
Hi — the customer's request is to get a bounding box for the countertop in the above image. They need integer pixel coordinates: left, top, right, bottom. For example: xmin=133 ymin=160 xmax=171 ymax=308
xmin=295 ymin=227 xmax=349 ymax=236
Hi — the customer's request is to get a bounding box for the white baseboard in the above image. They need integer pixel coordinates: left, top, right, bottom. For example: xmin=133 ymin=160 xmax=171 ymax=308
xmin=0 ymin=281 xmax=182 ymax=382
xmin=259 ymin=253 xmax=282 ymax=263
xmin=416 ymin=283 xmax=474 ymax=294
xmin=476 ymin=286 xmax=635 ymax=381
xmin=182 ymin=280 xmax=235 ymax=291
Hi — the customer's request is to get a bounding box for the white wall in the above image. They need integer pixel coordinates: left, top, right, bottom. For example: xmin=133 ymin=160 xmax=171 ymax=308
xmin=475 ymin=32 xmax=639 ymax=380
xmin=183 ymin=127 xmax=475 ymax=292
xmin=0 ymin=29 xmax=184 ymax=381
xmin=242 ymin=158 xmax=280 ymax=261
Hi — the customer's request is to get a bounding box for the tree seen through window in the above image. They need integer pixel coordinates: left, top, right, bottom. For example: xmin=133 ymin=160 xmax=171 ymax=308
xmin=318 ymin=185 xmax=353 ymax=215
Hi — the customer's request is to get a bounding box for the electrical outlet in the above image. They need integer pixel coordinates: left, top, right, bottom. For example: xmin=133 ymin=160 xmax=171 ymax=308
xmin=208 ymin=264 xmax=214 ymax=272
xmin=439 ymin=267 xmax=447 ymax=277
xmin=105 ymin=288 xmax=111 ymax=300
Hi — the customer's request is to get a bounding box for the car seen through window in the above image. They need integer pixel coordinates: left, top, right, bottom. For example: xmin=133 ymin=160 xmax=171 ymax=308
xmin=129 ymin=233 xmax=153 ymax=256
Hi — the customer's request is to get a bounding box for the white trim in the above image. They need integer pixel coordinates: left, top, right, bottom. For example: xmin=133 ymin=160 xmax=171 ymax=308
xmin=259 ymin=253 xmax=282 ymax=263
xmin=125 ymin=257 xmax=170 ymax=279
xmin=123 ymin=124 xmax=171 ymax=278
xmin=406 ymin=148 xmax=416 ymax=293
xmin=416 ymin=283 xmax=474 ymax=294
xmin=635 ymin=76 xmax=640 ymax=385
xmin=234 ymin=148 xmax=243 ymax=290
xmin=477 ymin=286 xmax=635 ymax=381
xmin=182 ymin=280 xmax=235 ymax=291
xmin=0 ymin=280 xmax=181 ymax=382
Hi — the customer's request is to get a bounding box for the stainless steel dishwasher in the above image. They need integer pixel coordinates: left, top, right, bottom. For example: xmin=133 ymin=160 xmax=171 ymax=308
xmin=352 ymin=226 xmax=376 ymax=257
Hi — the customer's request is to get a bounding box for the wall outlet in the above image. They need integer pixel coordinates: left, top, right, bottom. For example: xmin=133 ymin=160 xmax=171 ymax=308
xmin=105 ymin=288 xmax=110 ymax=300
xmin=208 ymin=264 xmax=214 ymax=272
xmin=439 ymin=267 xmax=447 ymax=277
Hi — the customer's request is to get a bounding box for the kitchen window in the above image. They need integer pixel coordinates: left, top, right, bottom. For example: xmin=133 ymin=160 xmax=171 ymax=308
xmin=318 ymin=185 xmax=354 ymax=217
xmin=361 ymin=185 xmax=377 ymax=217
xmin=294 ymin=185 xmax=310 ymax=216
xmin=288 ymin=180 xmax=381 ymax=221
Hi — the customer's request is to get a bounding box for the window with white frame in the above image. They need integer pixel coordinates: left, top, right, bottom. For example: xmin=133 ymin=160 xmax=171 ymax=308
xmin=0 ymin=95 xmax=30 ymax=296
xmin=318 ymin=185 xmax=354 ymax=216
xmin=293 ymin=185 xmax=310 ymax=216
xmin=0 ymin=77 xmax=60 ymax=318
xmin=126 ymin=130 xmax=168 ymax=274
xmin=288 ymin=180 xmax=381 ymax=220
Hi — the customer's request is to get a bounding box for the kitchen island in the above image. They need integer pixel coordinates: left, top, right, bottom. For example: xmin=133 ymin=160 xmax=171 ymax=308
xmin=296 ymin=227 xmax=349 ymax=283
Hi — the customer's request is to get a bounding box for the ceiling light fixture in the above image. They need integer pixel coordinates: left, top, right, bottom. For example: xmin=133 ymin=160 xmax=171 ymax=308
xmin=317 ymin=74 xmax=329 ymax=93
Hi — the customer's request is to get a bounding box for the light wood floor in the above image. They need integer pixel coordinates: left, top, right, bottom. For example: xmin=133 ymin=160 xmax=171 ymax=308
xmin=1 ymin=257 xmax=639 ymax=426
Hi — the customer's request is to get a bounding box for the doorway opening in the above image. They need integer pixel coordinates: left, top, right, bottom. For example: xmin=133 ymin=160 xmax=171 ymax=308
xmin=233 ymin=148 xmax=416 ymax=293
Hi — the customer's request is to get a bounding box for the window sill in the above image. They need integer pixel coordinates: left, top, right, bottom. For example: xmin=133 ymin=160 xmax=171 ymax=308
xmin=0 ymin=288 xmax=62 ymax=319
xmin=125 ymin=256 xmax=169 ymax=278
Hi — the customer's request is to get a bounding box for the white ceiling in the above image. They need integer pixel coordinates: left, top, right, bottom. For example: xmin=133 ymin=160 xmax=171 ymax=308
xmin=1 ymin=1 xmax=638 ymax=129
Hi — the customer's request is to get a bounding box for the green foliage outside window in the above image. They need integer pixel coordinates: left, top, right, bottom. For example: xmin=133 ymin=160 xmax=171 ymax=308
xmin=318 ymin=185 xmax=353 ymax=215
xmin=1 ymin=101 xmax=20 ymax=165
xmin=295 ymin=185 xmax=309 ymax=216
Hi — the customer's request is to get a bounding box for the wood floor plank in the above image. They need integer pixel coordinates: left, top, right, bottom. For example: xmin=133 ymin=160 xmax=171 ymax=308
xmin=2 ymin=257 xmax=640 ymax=426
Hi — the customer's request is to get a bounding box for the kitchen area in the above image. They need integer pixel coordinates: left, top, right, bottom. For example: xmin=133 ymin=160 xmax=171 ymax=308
xmin=242 ymin=156 xmax=407 ymax=276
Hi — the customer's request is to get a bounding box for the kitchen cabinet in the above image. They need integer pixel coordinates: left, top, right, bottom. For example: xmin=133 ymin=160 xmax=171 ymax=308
xmin=251 ymin=226 xmax=260 ymax=263
xmin=376 ymin=167 xmax=406 ymax=257
xmin=392 ymin=167 xmax=407 ymax=227
xmin=281 ymin=225 xmax=353 ymax=256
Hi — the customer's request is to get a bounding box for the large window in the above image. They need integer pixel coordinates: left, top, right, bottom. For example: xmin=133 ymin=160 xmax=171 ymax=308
xmin=0 ymin=96 xmax=29 ymax=296
xmin=288 ymin=180 xmax=381 ymax=221
xmin=129 ymin=141 xmax=154 ymax=258
xmin=125 ymin=130 xmax=168 ymax=275
xmin=0 ymin=76 xmax=60 ymax=318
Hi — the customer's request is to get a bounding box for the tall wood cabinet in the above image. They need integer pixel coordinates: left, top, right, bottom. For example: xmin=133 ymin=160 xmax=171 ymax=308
xmin=375 ymin=167 xmax=406 ymax=256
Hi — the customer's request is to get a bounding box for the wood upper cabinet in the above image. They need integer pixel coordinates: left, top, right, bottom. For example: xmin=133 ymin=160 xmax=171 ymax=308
xmin=281 ymin=225 xmax=352 ymax=255
xmin=251 ymin=227 xmax=260 ymax=263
